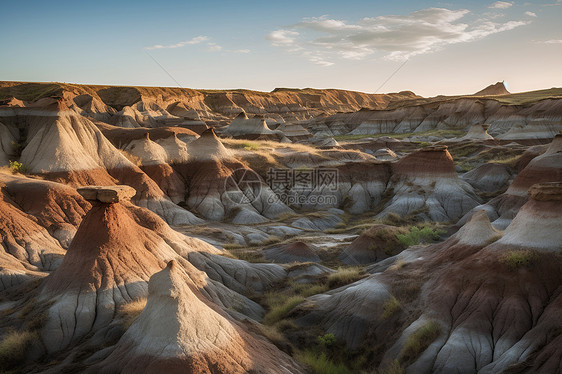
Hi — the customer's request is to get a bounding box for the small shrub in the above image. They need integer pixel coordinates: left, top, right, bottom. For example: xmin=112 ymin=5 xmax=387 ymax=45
xmin=0 ymin=330 xmax=35 ymax=369
xmin=502 ymin=250 xmax=536 ymax=270
xmin=296 ymin=350 xmax=349 ymax=374
xmin=317 ymin=333 xmax=337 ymax=349
xmin=119 ymin=298 xmax=147 ymax=329
xmin=381 ymin=296 xmax=401 ymax=319
xmin=400 ymin=321 xmax=441 ymax=363
xmin=8 ymin=160 xmax=27 ymax=174
xmin=263 ymin=295 xmax=305 ymax=325
xmin=396 ymin=226 xmax=442 ymax=248
xmin=327 ymin=267 xmax=364 ymax=288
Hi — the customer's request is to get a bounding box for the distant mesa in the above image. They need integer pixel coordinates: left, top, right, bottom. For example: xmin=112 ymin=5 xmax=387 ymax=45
xmin=473 ymin=81 xmax=510 ymax=96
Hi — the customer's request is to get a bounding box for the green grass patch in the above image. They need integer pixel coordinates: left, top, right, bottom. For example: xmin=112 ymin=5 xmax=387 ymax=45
xmin=327 ymin=267 xmax=365 ymax=288
xmin=296 ymin=350 xmax=349 ymax=374
xmin=399 ymin=321 xmax=441 ymax=363
xmin=381 ymin=296 xmax=401 ymax=319
xmin=0 ymin=329 xmax=35 ymax=370
xmin=396 ymin=226 xmax=443 ymax=248
xmin=501 ymin=249 xmax=537 ymax=270
xmin=263 ymin=295 xmax=305 ymax=325
xmin=231 ymin=141 xmax=259 ymax=151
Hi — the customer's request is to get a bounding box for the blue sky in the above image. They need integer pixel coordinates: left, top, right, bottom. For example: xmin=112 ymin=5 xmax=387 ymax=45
xmin=1 ymin=0 xmax=561 ymax=96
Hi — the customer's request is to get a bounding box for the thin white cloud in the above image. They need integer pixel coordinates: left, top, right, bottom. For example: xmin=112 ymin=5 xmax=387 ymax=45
xmin=230 ymin=49 xmax=251 ymax=53
xmin=266 ymin=30 xmax=300 ymax=49
xmin=145 ymin=36 xmax=209 ymax=50
xmin=525 ymin=11 xmax=537 ymax=16
xmin=267 ymin=8 xmax=528 ymax=65
xmin=206 ymin=42 xmax=222 ymax=52
xmin=540 ymin=39 xmax=562 ymax=43
xmin=489 ymin=1 xmax=513 ymax=9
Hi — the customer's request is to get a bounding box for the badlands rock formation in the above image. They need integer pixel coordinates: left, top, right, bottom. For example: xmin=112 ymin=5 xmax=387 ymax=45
xmin=468 ymin=134 xmax=562 ymax=228
xmin=0 ymin=98 xmax=201 ymax=225
xmin=340 ymin=224 xmax=406 ymax=265
xmin=0 ymin=81 xmax=561 ymax=373
xmin=308 ymin=86 xmax=562 ymax=139
xmin=221 ymin=112 xmax=287 ymax=141
xmin=378 ymin=146 xmax=480 ymax=221
xmin=0 ymin=81 xmax=418 ymax=127
xmin=93 ymin=260 xmax=304 ymax=374
xmin=178 ymin=128 xmax=291 ymax=221
xmin=37 ymin=185 xmax=265 ymax=353
xmin=263 ymin=241 xmax=321 ymax=263
xmin=457 ymin=124 xmax=494 ymax=140
xmin=294 ymin=186 xmax=562 ymax=372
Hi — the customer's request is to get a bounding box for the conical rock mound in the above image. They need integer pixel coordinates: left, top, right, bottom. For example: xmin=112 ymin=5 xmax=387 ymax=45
xmin=223 ymin=113 xmax=277 ymax=137
xmin=40 ymin=187 xmax=218 ymax=352
xmin=94 ymin=260 xmax=304 ymax=373
xmin=186 ymin=128 xmax=231 ymax=161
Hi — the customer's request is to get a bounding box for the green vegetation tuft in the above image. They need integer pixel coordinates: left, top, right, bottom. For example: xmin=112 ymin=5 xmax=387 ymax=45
xmin=502 ymin=250 xmax=536 ymax=270
xmin=0 ymin=329 xmax=35 ymax=370
xmin=231 ymin=141 xmax=260 ymax=151
xmin=396 ymin=226 xmax=443 ymax=248
xmin=296 ymin=350 xmax=349 ymax=374
xmin=317 ymin=333 xmax=337 ymax=348
xmin=263 ymin=295 xmax=305 ymax=325
xmin=399 ymin=321 xmax=441 ymax=363
xmin=327 ymin=267 xmax=365 ymax=288
xmin=8 ymin=160 xmax=27 ymax=174
xmin=381 ymin=296 xmax=401 ymax=319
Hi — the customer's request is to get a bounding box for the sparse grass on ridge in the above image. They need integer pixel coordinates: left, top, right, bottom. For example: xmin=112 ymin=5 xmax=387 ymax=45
xmin=396 ymin=226 xmax=444 ymax=248
xmin=296 ymin=350 xmax=349 ymax=374
xmin=501 ymin=250 xmax=537 ymax=270
xmin=327 ymin=267 xmax=365 ymax=288
xmin=118 ymin=298 xmax=147 ymax=329
xmin=399 ymin=321 xmax=441 ymax=364
xmin=333 ymin=129 xmax=465 ymax=142
xmin=0 ymin=329 xmax=36 ymax=369
xmin=119 ymin=150 xmax=142 ymax=167
xmin=263 ymin=295 xmax=306 ymax=325
xmin=381 ymin=296 xmax=401 ymax=319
